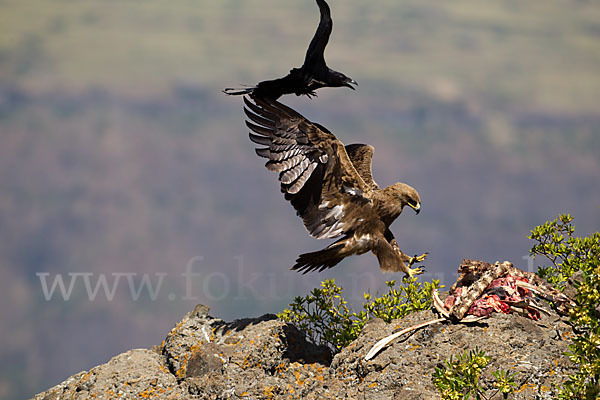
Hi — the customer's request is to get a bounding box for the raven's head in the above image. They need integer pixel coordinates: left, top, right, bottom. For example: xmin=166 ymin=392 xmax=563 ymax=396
xmin=330 ymin=70 xmax=357 ymax=90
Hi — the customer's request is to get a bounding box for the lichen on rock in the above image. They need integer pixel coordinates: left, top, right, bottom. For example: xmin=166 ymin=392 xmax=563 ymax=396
xmin=32 ymin=300 xmax=576 ymax=400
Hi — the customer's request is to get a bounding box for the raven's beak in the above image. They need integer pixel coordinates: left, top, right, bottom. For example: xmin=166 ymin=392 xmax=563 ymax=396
xmin=344 ymin=78 xmax=357 ymax=90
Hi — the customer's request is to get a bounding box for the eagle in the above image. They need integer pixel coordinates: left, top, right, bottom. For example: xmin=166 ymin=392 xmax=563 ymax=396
xmin=244 ymin=95 xmax=427 ymax=277
xmin=224 ymin=0 xmax=357 ymax=100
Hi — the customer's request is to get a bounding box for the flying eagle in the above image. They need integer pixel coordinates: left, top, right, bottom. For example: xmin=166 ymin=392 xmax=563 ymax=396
xmin=224 ymin=0 xmax=357 ymax=100
xmin=244 ymin=95 xmax=427 ymax=277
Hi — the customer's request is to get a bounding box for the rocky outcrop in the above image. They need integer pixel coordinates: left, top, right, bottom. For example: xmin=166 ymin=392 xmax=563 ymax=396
xmin=33 ymin=302 xmax=576 ymax=399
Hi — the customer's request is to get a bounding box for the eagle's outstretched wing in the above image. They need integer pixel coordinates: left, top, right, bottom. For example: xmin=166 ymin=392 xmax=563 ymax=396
xmin=303 ymin=0 xmax=332 ymax=70
xmin=244 ymin=95 xmax=372 ymax=239
xmin=345 ymin=144 xmax=380 ymax=191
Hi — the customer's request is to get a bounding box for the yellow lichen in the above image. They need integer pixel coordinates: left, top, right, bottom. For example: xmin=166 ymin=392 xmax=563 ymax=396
xmin=263 ymin=385 xmax=275 ymax=399
xmin=274 ymin=362 xmax=287 ymax=375
xmin=294 ymin=370 xmax=305 ymax=385
xmin=170 ymin=320 xmax=185 ymax=334
xmin=514 ymin=383 xmax=536 ymax=393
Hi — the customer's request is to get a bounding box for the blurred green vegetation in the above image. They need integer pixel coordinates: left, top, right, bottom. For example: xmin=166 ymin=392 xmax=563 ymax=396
xmin=0 ymin=0 xmax=599 ymax=112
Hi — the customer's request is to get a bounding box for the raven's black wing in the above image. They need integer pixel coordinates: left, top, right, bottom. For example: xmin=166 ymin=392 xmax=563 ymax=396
xmin=302 ymin=0 xmax=332 ymax=70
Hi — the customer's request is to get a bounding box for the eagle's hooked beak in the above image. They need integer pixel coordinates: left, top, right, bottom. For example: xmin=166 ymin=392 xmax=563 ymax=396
xmin=410 ymin=202 xmax=421 ymax=215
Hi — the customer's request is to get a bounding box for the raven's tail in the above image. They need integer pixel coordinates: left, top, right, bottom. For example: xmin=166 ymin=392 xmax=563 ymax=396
xmin=222 ymin=86 xmax=255 ymax=96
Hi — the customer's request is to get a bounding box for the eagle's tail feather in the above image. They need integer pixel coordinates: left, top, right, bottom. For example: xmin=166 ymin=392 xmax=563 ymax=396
xmin=292 ymin=242 xmax=347 ymax=274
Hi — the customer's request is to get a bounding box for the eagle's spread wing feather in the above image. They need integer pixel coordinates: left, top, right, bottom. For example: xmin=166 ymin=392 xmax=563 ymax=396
xmin=245 ymin=95 xmax=371 ymax=239
xmin=345 ymin=143 xmax=380 ymax=191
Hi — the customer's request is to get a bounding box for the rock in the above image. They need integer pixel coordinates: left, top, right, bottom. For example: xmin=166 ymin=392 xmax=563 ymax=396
xmin=332 ymin=309 xmax=574 ymax=399
xmin=33 ymin=349 xmax=186 ymax=400
xmin=563 ymin=270 xmax=583 ymax=301
xmin=32 ymin=303 xmax=576 ymax=399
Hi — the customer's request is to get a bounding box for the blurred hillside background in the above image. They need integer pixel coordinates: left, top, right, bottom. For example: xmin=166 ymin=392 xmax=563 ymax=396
xmin=1 ymin=0 xmax=599 ymax=398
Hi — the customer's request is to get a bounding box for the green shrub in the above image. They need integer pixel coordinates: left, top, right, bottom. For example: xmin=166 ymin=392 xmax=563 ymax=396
xmin=529 ymin=214 xmax=600 ymax=399
xmin=492 ymin=368 xmax=519 ymax=399
xmin=278 ymin=277 xmax=441 ymax=351
xmin=279 ymin=214 xmax=599 ymax=399
xmin=433 ymin=348 xmax=517 ymax=400
xmin=363 ymin=278 xmax=441 ymax=321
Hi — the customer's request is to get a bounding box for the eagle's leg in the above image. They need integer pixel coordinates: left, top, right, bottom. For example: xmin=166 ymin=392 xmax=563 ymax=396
xmin=390 ymin=238 xmax=426 ymax=278
xmin=382 ymin=229 xmax=426 ymax=278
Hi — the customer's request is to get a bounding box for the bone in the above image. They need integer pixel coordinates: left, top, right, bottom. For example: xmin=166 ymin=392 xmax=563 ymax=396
xmin=450 ymin=261 xmax=511 ymax=320
xmin=364 ymin=318 xmax=445 ymax=361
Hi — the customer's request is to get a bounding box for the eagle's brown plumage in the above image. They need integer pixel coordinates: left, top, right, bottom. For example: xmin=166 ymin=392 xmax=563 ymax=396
xmin=344 ymin=143 xmax=379 ymax=191
xmin=245 ymin=95 xmax=426 ymax=277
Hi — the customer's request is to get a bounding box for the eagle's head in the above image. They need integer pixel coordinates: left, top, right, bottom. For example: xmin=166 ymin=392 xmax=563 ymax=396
xmin=393 ymin=183 xmax=421 ymax=215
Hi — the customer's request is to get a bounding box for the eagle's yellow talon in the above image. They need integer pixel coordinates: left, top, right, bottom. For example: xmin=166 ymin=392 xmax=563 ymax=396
xmin=405 ymin=266 xmax=424 ymax=278
xmin=409 ymin=252 xmax=428 ymax=265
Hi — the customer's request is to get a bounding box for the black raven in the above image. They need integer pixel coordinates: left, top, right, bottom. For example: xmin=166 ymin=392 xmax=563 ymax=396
xmin=224 ymin=0 xmax=357 ymax=100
